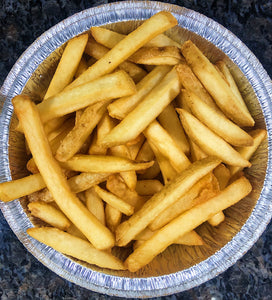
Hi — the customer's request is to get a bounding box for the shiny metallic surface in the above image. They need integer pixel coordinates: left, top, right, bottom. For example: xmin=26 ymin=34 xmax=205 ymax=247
xmin=0 ymin=1 xmax=271 ymax=298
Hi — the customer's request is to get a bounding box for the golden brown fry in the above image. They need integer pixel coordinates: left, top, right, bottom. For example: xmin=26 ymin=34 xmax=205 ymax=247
xmin=27 ymin=227 xmax=125 ymax=270
xmin=94 ymin=185 xmax=134 ymax=216
xmin=135 ymin=180 xmax=163 ymax=196
xmin=85 ymin=187 xmax=105 ymax=225
xmin=105 ymin=204 xmax=122 ymax=233
xmin=188 ymin=139 xmax=208 ymax=162
xmin=144 ymin=120 xmax=191 ymax=173
xmin=125 ymin=176 xmax=252 ymax=272
xmin=0 ymin=173 xmax=46 ymax=202
xmin=115 ymin=156 xmax=221 ymax=247
xmin=85 ymin=38 xmax=147 ymax=83
xmin=101 ymin=66 xmax=181 ymax=147
xmin=60 ymin=154 xmax=154 ymax=173
xmin=108 ymin=65 xmax=171 ymax=120
xmin=28 ymin=201 xmax=71 ymax=230
xmin=55 ymin=101 xmax=109 ymax=161
xmin=128 ymin=46 xmax=182 ymax=65
xmin=13 ymin=95 xmax=114 ymax=250
xmin=213 ymin=164 xmax=231 ymax=190
xmin=37 ymin=70 xmax=136 ymax=123
xmin=74 ymin=56 xmax=88 ymax=78
xmin=177 ymin=108 xmax=251 ymax=167
xmin=136 ymin=140 xmax=155 ymax=162
xmin=158 ymin=103 xmax=189 ymax=154
xmin=69 ymin=11 xmax=177 ymax=88
xmin=44 ymin=33 xmax=88 ymax=99
xmin=181 ymin=40 xmax=254 ymax=127
xmin=181 ymin=89 xmax=253 ymax=147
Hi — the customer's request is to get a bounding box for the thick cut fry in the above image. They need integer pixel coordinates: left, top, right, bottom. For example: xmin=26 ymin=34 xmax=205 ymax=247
xmin=13 ymin=95 xmax=114 ymax=250
xmin=181 ymin=89 xmax=253 ymax=147
xmin=0 ymin=173 xmax=46 ymax=202
xmin=27 ymin=227 xmax=125 ymax=270
xmin=138 ymin=160 xmax=161 ymax=180
xmin=128 ymin=46 xmax=182 ymax=65
xmin=188 ymin=139 xmax=208 ymax=162
xmin=44 ymin=34 xmax=88 ymax=99
xmin=55 ymin=101 xmax=109 ymax=161
xmin=181 ymin=40 xmax=254 ymax=127
xmin=37 ymin=70 xmax=136 ymax=123
xmin=68 ymin=12 xmax=177 ymax=89
xmin=149 ymin=173 xmax=218 ymax=231
xmin=85 ymin=38 xmax=147 ymax=83
xmin=176 ymin=62 xmax=217 ymax=109
xmin=91 ymin=27 xmax=180 ymax=49
xmin=115 ymin=156 xmax=221 ymax=247
xmin=229 ymin=129 xmax=267 ymax=176
xmin=136 ymin=140 xmax=155 ymax=162
xmin=101 ymin=67 xmax=181 ymax=147
xmin=213 ymin=164 xmax=231 ymax=190
xmin=106 ymin=175 xmax=146 ymax=211
xmin=94 ymin=186 xmax=134 ymax=216
xmin=125 ymin=176 xmax=252 ymax=272
xmin=74 ymin=56 xmax=88 ymax=78
xmin=28 ymin=201 xmax=71 ymax=230
xmin=135 ymin=228 xmax=203 ymax=246
xmin=108 ymin=65 xmax=171 ymax=120
xmin=43 ymin=116 xmax=69 ymax=137
xmin=158 ymin=103 xmax=189 ymax=154
xmin=135 ymin=180 xmax=163 ymax=196
xmin=105 ymin=204 xmax=122 ymax=233
xmin=144 ymin=120 xmax=191 ymax=173
xmin=177 ymin=109 xmax=251 ymax=167
xmin=85 ymin=187 xmax=105 ymax=225
xmin=60 ymin=154 xmax=154 ymax=173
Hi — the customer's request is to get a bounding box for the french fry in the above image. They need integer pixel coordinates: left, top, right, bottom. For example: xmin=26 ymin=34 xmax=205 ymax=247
xmin=37 ymin=70 xmax=136 ymax=123
xmin=125 ymin=176 xmax=252 ymax=272
xmin=43 ymin=116 xmax=69 ymax=137
xmin=229 ymin=129 xmax=267 ymax=176
xmin=13 ymin=95 xmax=114 ymax=250
xmin=91 ymin=27 xmax=180 ymax=49
xmin=181 ymin=40 xmax=254 ymax=127
xmin=55 ymin=101 xmax=109 ymax=161
xmin=213 ymin=164 xmax=231 ymax=190
xmin=128 ymin=46 xmax=182 ymax=65
xmin=126 ymin=134 xmax=145 ymax=160
xmin=105 ymin=204 xmax=122 ymax=233
xmin=28 ymin=201 xmax=71 ymax=230
xmin=115 ymin=156 xmax=221 ymax=247
xmin=94 ymin=185 xmax=134 ymax=216
xmin=138 ymin=160 xmax=161 ymax=180
xmin=107 ymin=65 xmax=171 ymax=120
xmin=27 ymin=227 xmax=125 ymax=270
xmin=0 ymin=173 xmax=46 ymax=202
xmin=149 ymin=173 xmax=218 ymax=231
xmin=208 ymin=211 xmax=225 ymax=226
xmin=68 ymin=11 xmax=177 ymax=89
xmin=181 ymin=89 xmax=254 ymax=147
xmin=60 ymin=154 xmax=154 ymax=173
xmin=158 ymin=103 xmax=190 ymax=154
xmin=85 ymin=38 xmax=147 ymax=83
xmin=85 ymin=187 xmax=105 ymax=225
xmin=136 ymin=140 xmax=155 ymax=162
xmin=144 ymin=120 xmax=191 ymax=173
xmin=101 ymin=66 xmax=181 ymax=147
xmin=106 ymin=175 xmax=146 ymax=212
xmin=188 ymin=138 xmax=208 ymax=162
xmin=177 ymin=109 xmax=251 ymax=167
xmin=135 ymin=180 xmax=163 ymax=196
xmin=44 ymin=33 xmax=88 ymax=99
xmin=74 ymin=56 xmax=88 ymax=78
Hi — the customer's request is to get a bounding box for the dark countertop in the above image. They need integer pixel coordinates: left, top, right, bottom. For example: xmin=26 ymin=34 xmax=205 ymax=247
xmin=0 ymin=0 xmax=271 ymax=299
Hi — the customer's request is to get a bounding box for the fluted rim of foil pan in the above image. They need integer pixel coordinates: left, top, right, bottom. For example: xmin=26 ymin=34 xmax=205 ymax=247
xmin=0 ymin=1 xmax=272 ymax=297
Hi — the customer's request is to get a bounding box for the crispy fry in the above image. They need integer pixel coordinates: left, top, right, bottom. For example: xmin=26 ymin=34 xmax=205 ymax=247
xmin=101 ymin=66 xmax=181 ymax=147
xmin=181 ymin=40 xmax=254 ymax=127
xmin=74 ymin=56 xmax=88 ymax=78
xmin=27 ymin=227 xmax=125 ymax=270
xmin=13 ymin=95 xmax=114 ymax=250
xmin=181 ymin=89 xmax=253 ymax=147
xmin=125 ymin=176 xmax=252 ymax=272
xmin=108 ymin=65 xmax=171 ymax=120
xmin=60 ymin=154 xmax=154 ymax=173
xmin=85 ymin=187 xmax=105 ymax=225
xmin=44 ymin=33 xmax=88 ymax=99
xmin=37 ymin=70 xmax=136 ymax=123
xmin=28 ymin=201 xmax=71 ymax=230
xmin=94 ymin=185 xmax=134 ymax=216
xmin=135 ymin=180 xmax=163 ymax=196
xmin=115 ymin=156 xmax=221 ymax=247
xmin=136 ymin=140 xmax=155 ymax=162
xmin=68 ymin=11 xmax=177 ymax=89
xmin=177 ymin=108 xmax=251 ymax=167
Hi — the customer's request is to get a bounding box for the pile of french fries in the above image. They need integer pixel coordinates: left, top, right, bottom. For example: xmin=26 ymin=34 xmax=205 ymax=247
xmin=0 ymin=11 xmax=267 ymax=273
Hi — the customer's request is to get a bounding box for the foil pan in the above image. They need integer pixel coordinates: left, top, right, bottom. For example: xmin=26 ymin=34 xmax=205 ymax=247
xmin=0 ymin=1 xmax=272 ymax=298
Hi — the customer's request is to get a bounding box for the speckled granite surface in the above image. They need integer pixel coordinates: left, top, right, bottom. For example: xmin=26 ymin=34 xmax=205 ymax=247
xmin=0 ymin=0 xmax=271 ymax=299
